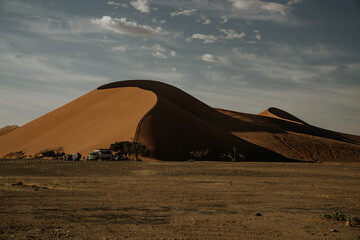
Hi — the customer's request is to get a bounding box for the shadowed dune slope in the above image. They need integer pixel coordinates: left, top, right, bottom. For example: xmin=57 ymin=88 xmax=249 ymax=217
xmin=217 ymin=109 xmax=360 ymax=162
xmin=218 ymin=108 xmax=357 ymax=144
xmin=99 ymin=80 xmax=291 ymax=161
xmin=0 ymin=87 xmax=157 ymax=157
xmin=1 ymin=80 xmax=359 ymax=162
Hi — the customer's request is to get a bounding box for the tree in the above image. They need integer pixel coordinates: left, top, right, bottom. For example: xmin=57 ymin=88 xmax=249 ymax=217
xmin=221 ymin=147 xmax=245 ymax=162
xmin=110 ymin=141 xmax=132 ymax=159
xmin=53 ymin=147 xmax=65 ymax=158
xmin=36 ymin=147 xmax=65 ymax=159
xmin=189 ymin=149 xmax=209 ymax=161
xmin=110 ymin=140 xmax=149 ymax=161
xmin=3 ymin=151 xmax=26 ymax=159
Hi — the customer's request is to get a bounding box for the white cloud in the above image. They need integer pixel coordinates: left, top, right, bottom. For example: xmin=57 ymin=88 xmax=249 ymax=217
xmin=107 ymin=1 xmax=128 ymax=8
xmin=287 ymin=0 xmax=303 ymax=6
xmin=141 ymin=44 xmax=177 ymax=59
xmin=202 ymin=53 xmax=220 ymax=62
xmin=190 ymin=33 xmax=218 ymax=43
xmin=153 ymin=51 xmax=168 ymax=59
xmin=91 ymin=16 xmax=165 ymax=36
xmin=170 ymin=9 xmax=197 ymax=17
xmin=227 ymin=0 xmax=297 ymax=21
xmin=130 ymin=0 xmax=150 ymax=13
xmin=152 ymin=44 xmax=167 ymax=59
xmin=112 ymin=45 xmax=129 ymax=52
xmin=260 ymin=2 xmax=288 ymax=15
xmin=220 ymin=16 xmax=228 ymax=24
xmin=172 ymin=31 xmax=184 ymax=39
xmin=230 ymin=0 xmax=288 ymax=16
xmin=170 ymin=50 xmax=177 ymax=57
xmin=197 ymin=15 xmax=211 ymax=24
xmin=190 ymin=29 xmax=245 ymax=43
xmin=152 ymin=18 xmax=166 ymax=24
xmin=254 ymin=30 xmax=261 ymax=40
xmin=152 ymin=44 xmax=166 ymax=52
xmin=220 ymin=29 xmax=245 ymax=40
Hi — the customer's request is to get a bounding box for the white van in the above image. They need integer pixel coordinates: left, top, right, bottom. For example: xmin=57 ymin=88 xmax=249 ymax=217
xmin=86 ymin=149 xmax=113 ymax=161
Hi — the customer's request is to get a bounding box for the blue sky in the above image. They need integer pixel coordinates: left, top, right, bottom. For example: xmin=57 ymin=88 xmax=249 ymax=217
xmin=1 ymin=0 xmax=359 ymax=134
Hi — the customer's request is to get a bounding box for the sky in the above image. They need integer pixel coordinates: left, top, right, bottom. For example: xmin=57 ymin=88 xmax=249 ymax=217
xmin=0 ymin=0 xmax=360 ymax=134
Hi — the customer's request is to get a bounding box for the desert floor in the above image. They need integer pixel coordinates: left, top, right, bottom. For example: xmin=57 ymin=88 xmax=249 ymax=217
xmin=0 ymin=160 xmax=359 ymax=239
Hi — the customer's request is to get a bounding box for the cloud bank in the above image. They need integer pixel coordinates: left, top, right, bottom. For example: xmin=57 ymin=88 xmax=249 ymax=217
xmin=91 ymin=16 xmax=163 ymax=36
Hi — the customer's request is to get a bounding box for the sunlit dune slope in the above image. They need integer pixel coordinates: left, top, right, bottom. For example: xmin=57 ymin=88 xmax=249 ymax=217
xmin=218 ymin=108 xmax=360 ymax=162
xmin=1 ymin=80 xmax=359 ymax=162
xmin=0 ymin=125 xmax=19 ymax=137
xmin=0 ymin=87 xmax=157 ymax=157
xmin=259 ymin=107 xmax=306 ymax=124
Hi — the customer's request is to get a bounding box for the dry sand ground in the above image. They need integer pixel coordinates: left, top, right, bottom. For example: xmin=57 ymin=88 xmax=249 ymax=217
xmin=0 ymin=161 xmax=359 ymax=239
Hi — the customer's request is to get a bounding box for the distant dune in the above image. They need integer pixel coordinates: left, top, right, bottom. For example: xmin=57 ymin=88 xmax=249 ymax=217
xmin=218 ymin=108 xmax=360 ymax=162
xmin=259 ymin=107 xmax=306 ymax=124
xmin=0 ymin=125 xmax=19 ymax=137
xmin=0 ymin=80 xmax=359 ymax=162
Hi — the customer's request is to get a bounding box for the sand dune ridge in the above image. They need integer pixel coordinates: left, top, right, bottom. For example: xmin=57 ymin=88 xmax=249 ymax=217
xmin=1 ymin=80 xmax=359 ymax=162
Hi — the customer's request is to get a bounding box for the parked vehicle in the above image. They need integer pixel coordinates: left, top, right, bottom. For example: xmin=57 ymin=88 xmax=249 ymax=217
xmin=64 ymin=153 xmax=82 ymax=161
xmin=86 ymin=149 xmax=113 ymax=161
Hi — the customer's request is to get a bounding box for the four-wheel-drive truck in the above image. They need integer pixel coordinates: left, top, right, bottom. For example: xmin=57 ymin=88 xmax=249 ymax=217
xmin=86 ymin=149 xmax=113 ymax=161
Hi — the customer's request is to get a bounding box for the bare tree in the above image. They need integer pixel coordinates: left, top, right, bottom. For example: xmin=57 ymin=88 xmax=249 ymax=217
xmin=221 ymin=147 xmax=245 ymax=162
xmin=189 ymin=149 xmax=210 ymax=161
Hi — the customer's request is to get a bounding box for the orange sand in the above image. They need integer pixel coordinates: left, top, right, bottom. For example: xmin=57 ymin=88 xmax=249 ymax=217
xmin=0 ymin=87 xmax=157 ymax=157
xmin=1 ymin=80 xmax=359 ymax=162
xmin=0 ymin=125 xmax=19 ymax=137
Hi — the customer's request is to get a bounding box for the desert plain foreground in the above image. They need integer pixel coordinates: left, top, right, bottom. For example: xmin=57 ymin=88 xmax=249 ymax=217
xmin=0 ymin=160 xmax=359 ymax=239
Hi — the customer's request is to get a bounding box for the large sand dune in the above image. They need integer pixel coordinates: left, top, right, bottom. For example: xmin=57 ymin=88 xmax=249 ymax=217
xmin=99 ymin=80 xmax=289 ymax=161
xmin=0 ymin=87 xmax=157 ymax=157
xmin=1 ymin=80 xmax=359 ymax=162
